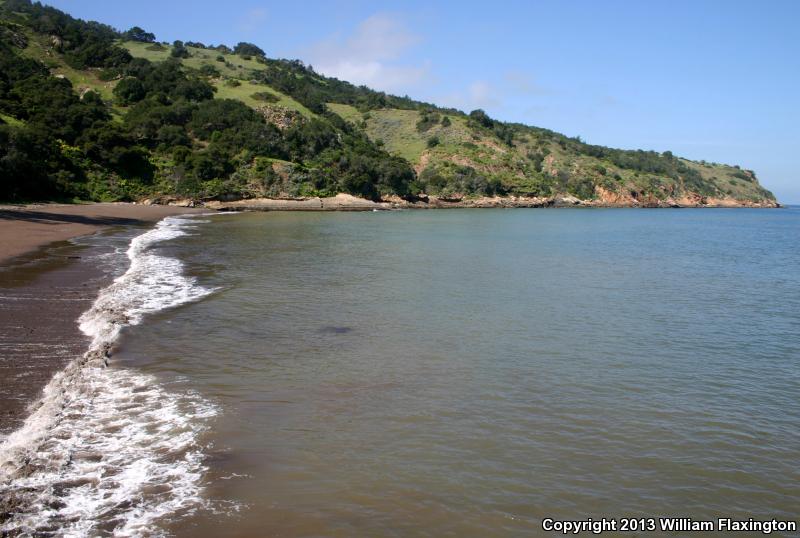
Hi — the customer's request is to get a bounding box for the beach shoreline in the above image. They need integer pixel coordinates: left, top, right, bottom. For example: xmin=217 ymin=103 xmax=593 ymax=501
xmin=0 ymin=202 xmax=203 ymax=264
xmin=0 ymin=214 xmax=218 ymax=533
xmin=0 ymin=197 xmax=779 ymax=265
xmin=0 ymin=197 xmax=782 ymax=432
xmin=0 ymin=203 xmax=201 ymax=436
xmin=199 ymin=192 xmax=781 ymax=212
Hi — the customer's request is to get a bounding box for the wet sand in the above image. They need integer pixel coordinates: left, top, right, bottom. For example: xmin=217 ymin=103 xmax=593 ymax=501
xmin=0 ymin=203 xmax=200 ymax=263
xmin=0 ymin=203 xmax=201 ymax=435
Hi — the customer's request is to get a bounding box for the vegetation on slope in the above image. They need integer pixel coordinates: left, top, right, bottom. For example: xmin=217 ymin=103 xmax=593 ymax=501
xmin=0 ymin=0 xmax=776 ymax=205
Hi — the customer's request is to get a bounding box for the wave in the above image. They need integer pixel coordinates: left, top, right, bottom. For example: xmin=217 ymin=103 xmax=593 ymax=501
xmin=0 ymin=216 xmax=218 ymax=537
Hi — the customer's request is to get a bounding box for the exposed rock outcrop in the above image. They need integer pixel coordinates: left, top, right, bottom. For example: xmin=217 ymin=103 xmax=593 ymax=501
xmin=150 ymin=190 xmax=780 ymax=212
xmin=204 ymin=193 xmax=391 ymax=211
xmin=256 ymin=105 xmax=303 ymax=130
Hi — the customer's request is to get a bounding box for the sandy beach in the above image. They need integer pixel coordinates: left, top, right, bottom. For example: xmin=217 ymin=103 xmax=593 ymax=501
xmin=0 ymin=203 xmax=201 ymax=263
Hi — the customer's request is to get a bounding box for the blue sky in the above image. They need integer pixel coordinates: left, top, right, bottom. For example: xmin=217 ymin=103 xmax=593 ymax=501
xmin=48 ymin=1 xmax=800 ymax=202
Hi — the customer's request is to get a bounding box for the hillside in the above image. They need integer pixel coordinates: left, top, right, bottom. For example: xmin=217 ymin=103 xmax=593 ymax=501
xmin=0 ymin=0 xmax=778 ymax=207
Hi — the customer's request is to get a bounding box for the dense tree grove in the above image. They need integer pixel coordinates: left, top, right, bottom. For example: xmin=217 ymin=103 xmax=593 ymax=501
xmin=0 ymin=0 xmax=419 ymax=201
xmin=2 ymin=0 xmax=130 ymax=70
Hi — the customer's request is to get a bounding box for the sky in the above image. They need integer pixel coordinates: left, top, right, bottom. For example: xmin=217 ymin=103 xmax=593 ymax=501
xmin=47 ymin=0 xmax=800 ymax=202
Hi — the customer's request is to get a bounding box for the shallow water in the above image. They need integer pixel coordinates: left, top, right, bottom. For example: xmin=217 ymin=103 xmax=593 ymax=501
xmin=7 ymin=208 xmax=800 ymax=536
xmin=0 ymin=217 xmax=218 ymax=536
xmin=112 ymin=207 xmax=799 ymax=537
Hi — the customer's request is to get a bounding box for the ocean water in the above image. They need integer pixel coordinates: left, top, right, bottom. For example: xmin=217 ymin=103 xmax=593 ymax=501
xmin=2 ymin=208 xmax=799 ymax=536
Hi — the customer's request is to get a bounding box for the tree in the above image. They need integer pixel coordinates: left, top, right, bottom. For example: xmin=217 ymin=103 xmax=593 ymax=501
xmin=124 ymin=26 xmax=155 ymax=43
xmin=441 ymin=116 xmax=451 ymax=127
xmin=171 ymin=40 xmax=189 ymax=59
xmin=469 ymin=109 xmax=493 ymax=128
xmin=233 ymin=42 xmax=265 ymax=57
xmin=172 ymin=78 xmax=215 ymax=102
xmin=113 ymin=78 xmax=146 ymax=105
xmin=199 ymin=64 xmax=220 ymax=77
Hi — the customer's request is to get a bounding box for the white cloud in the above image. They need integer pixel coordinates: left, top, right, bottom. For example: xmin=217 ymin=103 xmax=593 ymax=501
xmin=308 ymin=14 xmax=429 ymax=92
xmin=468 ymin=81 xmax=500 ymax=108
xmin=238 ymin=7 xmax=267 ymax=35
xmin=504 ymin=71 xmax=552 ymax=96
xmin=439 ymin=80 xmax=501 ymax=111
xmin=437 ymin=73 xmax=560 ymax=116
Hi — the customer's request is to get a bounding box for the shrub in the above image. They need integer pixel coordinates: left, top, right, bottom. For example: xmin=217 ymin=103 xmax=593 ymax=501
xmin=416 ymin=110 xmax=440 ymax=133
xmin=171 ymin=40 xmax=189 ymax=59
xmin=468 ymin=109 xmax=493 ymax=128
xmin=252 ymin=92 xmax=279 ymax=103
xmin=233 ymin=42 xmax=265 ymax=57
xmin=199 ymin=64 xmax=220 ymax=77
xmin=124 ymin=26 xmax=155 ymax=43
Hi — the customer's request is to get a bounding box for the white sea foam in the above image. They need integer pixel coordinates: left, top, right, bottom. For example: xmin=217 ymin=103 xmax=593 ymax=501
xmin=0 ymin=216 xmax=218 ymax=537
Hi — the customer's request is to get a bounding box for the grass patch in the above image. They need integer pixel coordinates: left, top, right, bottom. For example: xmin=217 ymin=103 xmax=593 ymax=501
xmin=329 ymin=107 xmax=474 ymax=165
xmin=0 ymin=112 xmax=24 ymax=127
xmin=121 ymin=41 xmax=170 ymax=62
xmin=122 ymin=42 xmax=314 ymax=117
xmin=123 ymin=42 xmax=266 ymax=79
xmin=326 ymin=103 xmax=361 ymax=123
xmin=212 ymin=79 xmax=313 ymax=116
xmin=20 ymin=31 xmax=118 ymax=100
xmin=684 ymin=159 xmax=772 ymax=200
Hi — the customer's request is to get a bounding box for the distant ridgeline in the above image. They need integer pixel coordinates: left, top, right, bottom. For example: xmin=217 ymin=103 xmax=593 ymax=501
xmin=0 ymin=0 xmax=777 ymax=205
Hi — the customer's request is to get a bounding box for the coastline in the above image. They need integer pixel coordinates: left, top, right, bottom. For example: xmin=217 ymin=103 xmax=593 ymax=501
xmin=0 ymin=194 xmax=777 ymax=260
xmin=0 ymin=195 xmax=776 ymax=435
xmin=0 ymin=203 xmax=201 ymax=434
xmin=0 ymin=202 xmax=202 ymax=264
xmin=0 ymin=241 xmax=112 ymax=436
xmin=1 ymin=214 xmax=217 ymax=534
xmin=199 ymin=192 xmax=781 ymax=212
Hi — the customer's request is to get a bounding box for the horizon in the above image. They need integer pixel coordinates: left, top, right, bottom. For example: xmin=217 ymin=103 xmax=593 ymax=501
xmin=44 ymin=0 xmax=799 ymax=203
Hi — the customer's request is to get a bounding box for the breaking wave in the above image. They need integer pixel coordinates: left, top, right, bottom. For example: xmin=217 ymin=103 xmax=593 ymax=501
xmin=0 ymin=216 xmax=218 ymax=537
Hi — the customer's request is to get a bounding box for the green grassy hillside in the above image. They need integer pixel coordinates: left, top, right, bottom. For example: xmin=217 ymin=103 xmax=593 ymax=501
xmin=121 ymin=42 xmax=314 ymax=116
xmin=329 ymin=103 xmax=774 ymax=204
xmin=0 ymin=0 xmax=777 ymax=206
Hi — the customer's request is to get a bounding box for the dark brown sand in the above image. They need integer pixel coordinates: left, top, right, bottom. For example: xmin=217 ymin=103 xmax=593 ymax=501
xmin=0 ymin=203 xmax=200 ymax=263
xmin=0 ymin=203 xmax=201 ymax=435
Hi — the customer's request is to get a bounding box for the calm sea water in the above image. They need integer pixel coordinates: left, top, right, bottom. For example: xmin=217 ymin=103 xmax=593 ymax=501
xmin=111 ymin=208 xmax=799 ymax=535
